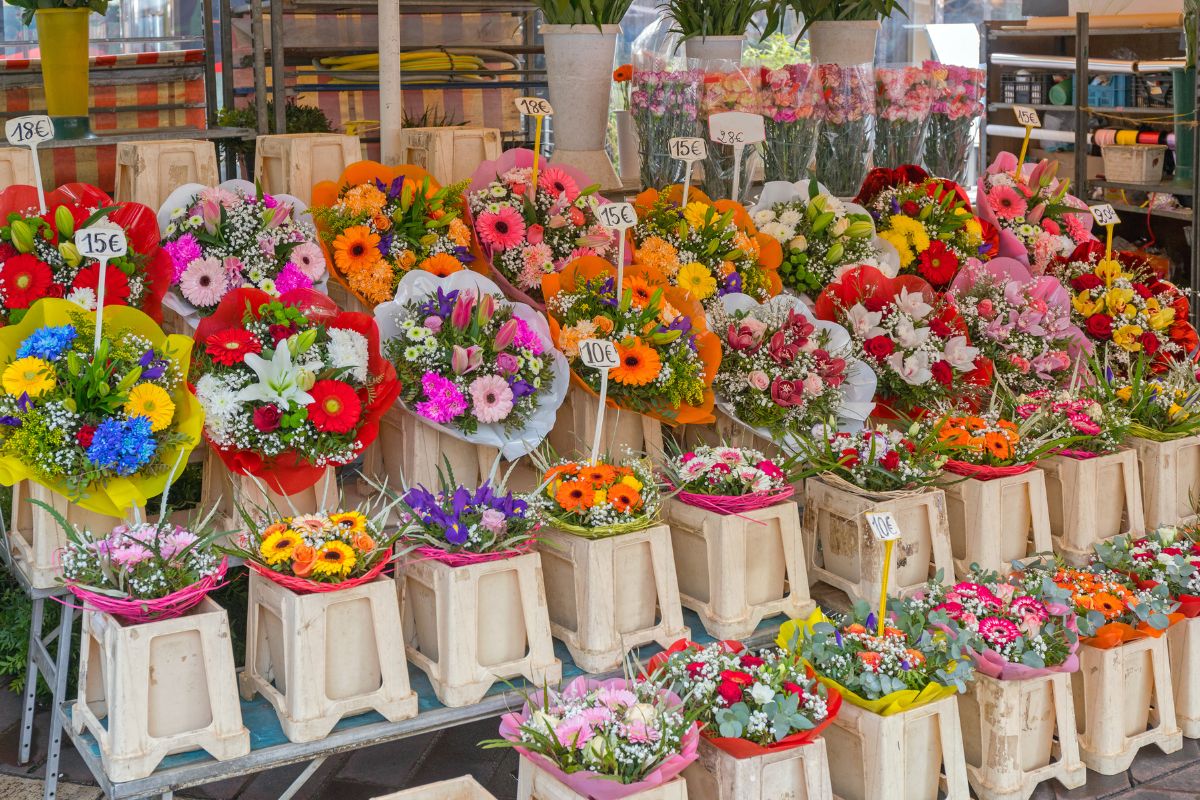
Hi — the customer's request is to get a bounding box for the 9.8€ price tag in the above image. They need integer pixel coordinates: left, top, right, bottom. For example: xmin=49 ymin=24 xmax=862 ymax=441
xmin=707 ymin=111 xmax=766 ymax=146
xmin=1090 ymin=203 xmax=1120 ymax=227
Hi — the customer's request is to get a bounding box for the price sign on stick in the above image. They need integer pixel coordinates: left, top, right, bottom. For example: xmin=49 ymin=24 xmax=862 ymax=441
xmin=707 ymin=111 xmax=765 ymax=203
xmin=668 ymin=137 xmax=708 ymax=207
xmin=4 ymin=115 xmax=53 ymax=214
xmin=864 ymin=511 xmax=902 ymax=636
xmin=514 ymin=97 xmax=554 ymax=196
xmin=579 ymin=338 xmax=620 ymax=464
xmin=76 ymin=222 xmax=128 ymax=353
xmin=1011 ymin=106 xmax=1041 ymax=182
xmin=597 ymin=201 xmax=637 ymax=289
xmin=1089 ymin=203 xmax=1121 ymax=259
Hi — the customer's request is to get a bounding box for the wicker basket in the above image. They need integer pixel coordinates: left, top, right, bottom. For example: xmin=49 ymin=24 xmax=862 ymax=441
xmin=1101 ymin=144 xmax=1166 ymax=184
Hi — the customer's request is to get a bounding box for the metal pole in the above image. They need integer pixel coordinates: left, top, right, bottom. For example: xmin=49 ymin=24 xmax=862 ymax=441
xmin=41 ymin=607 xmax=75 ymax=800
xmin=270 ymin=0 xmax=286 ymax=135
xmin=17 ymin=597 xmax=43 ymax=766
xmin=250 ymin=0 xmax=269 ymax=135
xmin=218 ymin=0 xmax=237 ymax=178
xmin=201 ymin=0 xmax=218 ymax=130
xmin=1191 ymin=11 xmax=1200 ymax=329
xmin=379 ymin=0 xmax=402 ymax=162
xmin=1075 ymin=13 xmax=1089 ymax=192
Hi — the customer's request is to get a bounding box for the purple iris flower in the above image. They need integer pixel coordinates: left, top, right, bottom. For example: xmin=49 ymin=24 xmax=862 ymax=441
xmin=508 ymin=378 xmax=535 ymax=400
xmin=378 ymin=232 xmax=394 ymax=257
xmin=419 ymin=288 xmax=460 ymax=319
xmin=723 ymin=273 xmax=742 ymax=295
xmin=16 ymin=393 xmax=33 ymax=412
xmin=0 ymin=416 xmax=21 ymax=427
xmin=454 ymin=245 xmax=475 ymax=264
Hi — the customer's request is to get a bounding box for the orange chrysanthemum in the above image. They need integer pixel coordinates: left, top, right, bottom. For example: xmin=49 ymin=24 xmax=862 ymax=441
xmin=447 ymin=217 xmax=472 ymax=248
xmin=418 ymin=252 xmax=464 ymax=277
xmin=555 ymin=479 xmax=595 ymax=512
xmin=610 ymin=337 xmax=662 ymax=386
xmin=333 ymin=225 xmax=382 ymax=273
xmin=340 ymin=184 xmax=387 ymax=215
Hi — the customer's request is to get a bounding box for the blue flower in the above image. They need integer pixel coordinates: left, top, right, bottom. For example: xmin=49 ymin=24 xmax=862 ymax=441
xmin=86 ymin=416 xmax=158 ymax=476
xmin=419 ymin=288 xmax=459 ymax=319
xmin=17 ymin=325 xmax=76 ymax=361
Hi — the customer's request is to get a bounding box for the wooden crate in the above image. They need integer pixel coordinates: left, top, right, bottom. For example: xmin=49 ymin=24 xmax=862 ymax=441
xmin=0 ymin=146 xmax=35 ymax=187
xmin=517 ymin=755 xmax=689 ymax=800
xmin=399 ymin=551 xmax=561 ymax=708
xmin=682 ymin=736 xmax=832 ymax=800
xmin=823 ymin=696 xmax=970 ymax=800
xmin=537 ymin=523 xmax=689 ymax=674
xmin=72 ymin=598 xmax=249 ymax=782
xmin=241 ymin=570 xmax=418 ymax=743
xmin=1072 ymin=637 xmax=1182 ymax=774
xmin=665 ymin=497 xmax=813 ymax=639
xmin=254 ymin=133 xmax=362 ymax=206
xmin=803 ymin=478 xmax=954 ymax=605
xmin=1041 ymin=450 xmax=1144 ymax=565
xmin=1166 ymin=616 xmax=1200 ymax=738
xmin=9 ymin=480 xmax=128 ymax=589
xmin=398 ymin=126 xmax=502 ymax=186
xmin=114 ymin=139 xmax=219 ymax=210
xmin=942 ymin=470 xmax=1053 ymax=578
xmin=1129 ymin=435 xmax=1200 ymax=529
xmin=326 ymin=280 xmax=372 ymax=316
xmin=372 ymin=777 xmax=497 ymax=799
xmin=374 ymin=405 xmax=499 ymax=495
xmin=959 ymin=672 xmax=1085 ymax=800
xmin=548 ymin=386 xmax=664 ymax=461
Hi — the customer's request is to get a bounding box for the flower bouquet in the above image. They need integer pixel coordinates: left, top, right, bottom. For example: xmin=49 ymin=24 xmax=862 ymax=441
xmin=631 ymin=187 xmax=783 ymax=308
xmin=921 ymin=61 xmax=985 ymax=184
xmin=856 ymin=167 xmax=993 ymax=288
xmin=1096 ymin=528 xmax=1200 ymax=619
xmin=630 ymin=57 xmax=704 ymax=189
xmin=1106 ymin=358 xmax=1200 ymax=443
xmin=542 ymin=257 xmax=720 ymax=427
xmin=797 ymin=422 xmax=949 ymax=496
xmin=873 ymin=64 xmax=934 ymax=170
xmin=750 ymin=180 xmax=882 ymax=296
xmin=662 ymin=444 xmax=795 ymax=514
xmin=759 ymin=63 xmax=819 ymax=182
xmin=373 ymin=270 xmax=568 ymax=459
xmin=191 ymin=287 xmax=398 ymax=495
xmin=398 ymin=478 xmax=539 ymax=565
xmin=947 ymin=257 xmax=1084 ymax=394
xmin=780 ymin=599 xmax=976 ymax=715
xmin=812 ymin=63 xmax=875 ymax=199
xmin=0 ymin=300 xmax=203 ymax=515
xmin=699 ymin=63 xmax=762 ymax=204
xmin=466 ymin=149 xmax=618 ymax=309
xmin=311 ymin=162 xmax=482 ymax=307
xmin=708 ymin=292 xmax=876 ymax=445
xmin=1012 ymin=388 xmax=1131 ymax=457
xmin=936 ymin=406 xmax=1075 ymax=479
xmin=814 ymin=266 xmax=993 ymax=418
xmin=536 ymin=455 xmax=661 ymax=538
xmin=0 ymin=182 xmax=171 ymax=324
xmin=157 ymin=180 xmax=327 ymax=328
xmin=485 ymin=676 xmax=700 ymax=798
xmin=1051 ymin=242 xmax=1196 ymax=373
xmin=915 ymin=571 xmax=1080 ymax=679
xmin=977 ymin=153 xmax=1096 ymax=272
xmin=648 ymin=638 xmax=841 ymax=755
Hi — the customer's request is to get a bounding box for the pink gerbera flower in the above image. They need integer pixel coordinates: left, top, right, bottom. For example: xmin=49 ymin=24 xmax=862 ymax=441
xmin=977 ymin=616 xmax=1022 ymax=647
xmin=988 ymin=185 xmax=1028 ymax=221
xmin=179 ymin=256 xmax=228 ymax=307
xmin=539 ymin=166 xmax=580 ymax=202
xmin=476 ymin=207 xmax=527 ymax=251
xmin=289 ymin=241 xmax=327 ymax=280
xmin=469 ymin=374 xmax=514 ymax=423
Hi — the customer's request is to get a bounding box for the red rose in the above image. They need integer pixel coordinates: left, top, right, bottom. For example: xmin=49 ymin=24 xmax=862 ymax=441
xmin=1140 ymin=331 xmax=1160 ymax=356
xmin=931 ymin=359 xmax=953 ymax=387
xmin=901 ymin=200 xmax=920 ymax=216
xmin=252 ymin=404 xmax=283 ymax=433
xmin=45 ymin=283 xmax=65 ymax=299
xmin=839 ymin=448 xmax=860 ymax=468
xmin=268 ymin=322 xmax=300 ymax=345
xmin=716 ymin=681 xmax=743 ymax=706
xmin=76 ymin=425 xmax=96 ymax=448
xmin=739 ymin=654 xmax=766 ymax=669
xmin=930 ymin=318 xmax=952 ymax=338
xmin=782 ymin=681 xmax=806 ymax=696
xmin=864 ymin=296 xmax=888 ymax=313
xmin=1164 ymin=546 xmax=1184 ymax=556
xmin=1085 ymin=314 xmax=1113 ymax=339
xmin=1134 ymin=284 xmax=1153 ymax=299
xmin=880 ymin=450 xmax=901 ymax=470
xmin=863 ymin=335 xmax=895 ymax=360
xmin=1071 ymin=273 xmax=1103 ymax=292
xmin=901 ymin=439 xmax=916 ymax=453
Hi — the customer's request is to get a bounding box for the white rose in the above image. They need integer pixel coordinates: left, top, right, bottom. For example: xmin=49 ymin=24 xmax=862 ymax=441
xmin=749 ymin=683 xmax=775 ymax=705
xmin=789 ymin=235 xmax=808 ymax=253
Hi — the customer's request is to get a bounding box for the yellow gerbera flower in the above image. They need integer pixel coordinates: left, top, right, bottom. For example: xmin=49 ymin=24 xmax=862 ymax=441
xmin=329 ymin=511 xmax=367 ymax=535
xmin=2 ymin=357 xmax=55 ymax=398
xmin=620 ymin=474 xmax=643 ymax=492
xmin=682 ymin=202 xmax=714 ymax=230
xmin=260 ymin=529 xmax=301 ymax=566
xmin=677 ymin=262 xmax=717 ymax=300
xmin=124 ymin=383 xmax=175 ymax=431
xmin=313 ymin=540 xmax=357 ymax=578
xmin=1112 ymin=324 xmax=1145 ymax=352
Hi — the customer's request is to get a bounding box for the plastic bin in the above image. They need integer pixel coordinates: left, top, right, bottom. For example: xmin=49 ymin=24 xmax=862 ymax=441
xmin=1088 ymin=75 xmax=1133 ymax=107
xmin=1101 ymin=144 xmax=1167 ymax=184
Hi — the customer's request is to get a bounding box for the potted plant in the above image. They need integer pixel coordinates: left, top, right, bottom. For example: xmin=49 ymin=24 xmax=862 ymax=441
xmin=534 ymin=0 xmax=636 ymax=189
xmin=787 ymin=0 xmax=904 ymax=66
xmin=664 ymin=0 xmax=770 ymax=62
xmin=4 ymin=0 xmax=109 ymax=139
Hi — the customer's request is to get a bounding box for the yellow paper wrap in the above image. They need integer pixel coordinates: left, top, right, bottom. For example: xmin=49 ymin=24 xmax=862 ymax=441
xmin=778 ymin=609 xmax=960 ymax=717
xmin=0 ymin=299 xmax=205 ymax=516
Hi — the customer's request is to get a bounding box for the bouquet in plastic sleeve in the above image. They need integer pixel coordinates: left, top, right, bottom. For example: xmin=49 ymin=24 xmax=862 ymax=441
xmin=157 ymin=180 xmax=326 ymax=328
xmin=191 ymin=288 xmax=399 ymax=495
xmin=0 ymin=183 xmax=171 ymax=324
xmin=311 ymin=162 xmax=482 ymax=307
xmin=631 ymin=52 xmax=704 ymax=189
xmin=1095 ymin=527 xmax=1200 ymax=619
xmin=466 ymin=150 xmax=618 ymax=310
xmin=812 ymin=63 xmax=875 ymax=199
xmin=699 ymin=62 xmax=761 ymax=204
xmin=873 ymin=64 xmax=934 ymax=170
xmin=535 ymin=455 xmax=661 ymax=537
xmin=373 ymin=270 xmax=568 ymax=460
xmin=631 ymin=186 xmax=783 ymax=308
xmin=1011 ymin=386 xmax=1131 ymax=457
xmin=922 ymin=61 xmax=985 ymax=184
xmin=759 ymin=63 xmax=819 ymax=182
xmin=0 ymin=300 xmax=203 ymax=516
xmin=936 ymin=403 xmax=1080 ymax=480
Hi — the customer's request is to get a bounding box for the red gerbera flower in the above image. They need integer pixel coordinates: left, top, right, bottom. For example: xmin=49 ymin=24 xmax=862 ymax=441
xmin=307 ymin=379 xmax=362 ymax=433
xmin=916 ymin=241 xmax=959 ymax=286
xmin=0 ymin=254 xmax=53 ymax=309
xmin=73 ymin=263 xmax=131 ymax=306
xmin=205 ymin=329 xmax=263 ymax=366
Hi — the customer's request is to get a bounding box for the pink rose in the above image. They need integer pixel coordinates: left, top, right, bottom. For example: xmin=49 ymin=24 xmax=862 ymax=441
xmin=748 ymin=370 xmax=769 ymax=391
xmin=803 ymin=373 xmax=824 ymax=395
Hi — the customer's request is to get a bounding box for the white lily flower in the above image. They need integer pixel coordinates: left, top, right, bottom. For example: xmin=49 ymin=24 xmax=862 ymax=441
xmin=895 ymin=287 xmax=932 ymax=320
xmin=238 ymin=345 xmax=315 ymax=407
xmin=942 ymin=336 xmax=981 ymax=371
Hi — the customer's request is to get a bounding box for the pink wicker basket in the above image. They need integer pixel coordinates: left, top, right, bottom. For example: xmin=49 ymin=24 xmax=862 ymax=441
xmin=248 ymin=557 xmax=390 ymax=594
xmin=407 ymin=542 xmax=534 ymax=567
xmin=1053 ymin=448 xmax=1101 ymax=460
xmin=943 ymin=459 xmax=1037 ymax=481
xmin=65 ymin=557 xmax=229 ymax=624
xmin=674 ymin=485 xmax=795 ymax=515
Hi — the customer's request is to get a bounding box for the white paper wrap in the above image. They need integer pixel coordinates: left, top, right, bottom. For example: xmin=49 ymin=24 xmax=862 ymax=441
xmin=156 ymin=179 xmax=328 ymax=329
xmin=375 ymin=270 xmax=570 ymax=461
xmin=709 ymin=292 xmax=877 ymax=450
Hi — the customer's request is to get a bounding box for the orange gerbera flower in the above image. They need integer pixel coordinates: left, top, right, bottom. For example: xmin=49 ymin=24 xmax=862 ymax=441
xmin=611 ymin=337 xmax=662 ymax=386
xmin=963 ymin=416 xmax=987 ymax=431
xmin=1092 ymin=592 xmax=1127 ymax=619
xmin=938 ymin=426 xmax=971 ymax=446
xmin=418 ymin=252 xmax=464 ymax=277
xmin=333 ymin=225 xmax=382 ymax=273
xmin=982 ymin=432 xmax=1012 ymax=461
xmin=581 ymin=463 xmax=617 ymax=486
xmin=555 ymin=479 xmax=596 ymax=512
xmin=624 ymin=275 xmax=655 ymax=309
xmin=613 ymin=63 xmax=633 ymax=82
xmin=608 ymin=482 xmax=642 ymax=513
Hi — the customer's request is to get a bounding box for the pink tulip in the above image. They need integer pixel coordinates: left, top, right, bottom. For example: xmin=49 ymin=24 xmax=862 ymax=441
xmin=450 ymin=294 xmax=475 ymax=329
xmin=476 ymin=293 xmax=497 ymax=325
xmin=493 ymin=318 xmax=519 ymax=351
xmin=451 ymin=344 xmax=483 ymax=375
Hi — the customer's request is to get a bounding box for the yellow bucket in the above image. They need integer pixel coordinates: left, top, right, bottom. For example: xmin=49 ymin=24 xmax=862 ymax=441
xmin=35 ymin=8 xmax=91 ymax=138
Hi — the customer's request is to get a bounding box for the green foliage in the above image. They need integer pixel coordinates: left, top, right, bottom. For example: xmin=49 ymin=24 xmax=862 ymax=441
xmin=663 ymin=0 xmax=775 ymax=42
xmin=782 ymin=0 xmax=906 ymax=34
xmin=4 ymin=0 xmax=107 ymax=27
xmin=401 ymin=107 xmax=466 ymax=128
xmin=744 ymin=31 xmax=811 ymax=68
xmin=533 ymin=0 xmax=635 ymax=26
xmin=216 ymin=102 xmax=334 ymax=177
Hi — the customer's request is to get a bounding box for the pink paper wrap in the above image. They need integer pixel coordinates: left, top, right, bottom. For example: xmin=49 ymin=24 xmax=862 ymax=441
xmin=968 ymin=601 xmax=1081 ymax=680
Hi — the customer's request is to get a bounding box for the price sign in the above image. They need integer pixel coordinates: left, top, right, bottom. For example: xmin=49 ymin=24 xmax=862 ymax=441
xmin=514 ymin=96 xmax=554 ymax=117
xmin=514 ymin=97 xmax=553 ymax=199
xmin=1013 ymin=106 xmax=1042 ymax=128
xmin=668 ymin=137 xmax=708 ymax=162
xmin=596 ymin=202 xmax=637 ymax=231
xmin=864 ymin=511 xmax=903 ymax=542
xmin=1090 ymin=203 xmax=1120 ymax=227
xmin=4 ymin=114 xmax=52 ymax=214
xmin=707 ymin=111 xmax=765 ymax=203
xmin=77 ymin=222 xmax=128 ymax=354
xmin=579 ymin=338 xmax=619 ymax=370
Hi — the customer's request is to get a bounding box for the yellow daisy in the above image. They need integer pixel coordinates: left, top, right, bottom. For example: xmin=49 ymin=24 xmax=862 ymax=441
xmin=329 ymin=511 xmax=367 ymax=535
xmin=124 ymin=383 xmax=175 ymax=431
xmin=2 ymin=357 xmax=55 ymax=398
xmin=313 ymin=540 xmax=357 ymax=578
xmin=682 ymin=202 xmax=714 ymax=230
xmin=260 ymin=529 xmax=301 ymax=566
xmin=677 ymin=262 xmax=717 ymax=300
